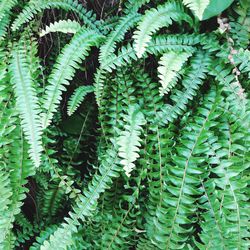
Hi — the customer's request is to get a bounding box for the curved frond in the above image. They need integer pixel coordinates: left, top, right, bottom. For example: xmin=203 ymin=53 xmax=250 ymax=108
xmin=99 ymin=13 xmax=140 ymax=64
xmin=11 ymin=0 xmax=101 ymax=33
xmin=42 ymin=28 xmax=103 ymax=128
xmin=39 ymin=19 xmax=81 ymax=37
xmin=133 ymin=1 xmax=192 ymax=58
xmin=67 ymin=85 xmax=94 ymax=116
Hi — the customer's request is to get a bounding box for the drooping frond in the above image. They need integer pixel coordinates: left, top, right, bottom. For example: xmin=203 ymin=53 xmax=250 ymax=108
xmin=133 ymin=1 xmax=192 ymax=57
xmin=182 ymin=0 xmax=210 ymax=20
xmin=67 ymin=85 xmax=94 ymax=116
xmin=42 ymin=28 xmax=103 ymax=128
xmin=39 ymin=19 xmax=81 ymax=37
xmin=118 ymin=105 xmax=146 ymax=177
xmin=158 ymin=51 xmax=192 ymax=95
xmin=11 ymin=0 xmax=101 ymax=33
xmin=151 ymin=88 xmax=222 ymax=249
xmin=40 ymin=145 xmax=121 ymax=249
xmin=9 ymin=42 xmax=43 ymax=167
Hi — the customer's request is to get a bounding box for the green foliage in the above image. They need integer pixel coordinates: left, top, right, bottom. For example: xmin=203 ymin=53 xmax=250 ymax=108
xmin=67 ymin=85 xmax=94 ymax=116
xmin=10 ymin=41 xmax=43 ymax=167
xmin=39 ymin=19 xmax=81 ymax=37
xmin=158 ymin=51 xmax=192 ymax=95
xmin=0 ymin=0 xmax=249 ymax=249
xmin=42 ymin=28 xmax=103 ymax=128
xmin=133 ymin=1 xmax=192 ymax=57
xmin=118 ymin=104 xmax=146 ymax=177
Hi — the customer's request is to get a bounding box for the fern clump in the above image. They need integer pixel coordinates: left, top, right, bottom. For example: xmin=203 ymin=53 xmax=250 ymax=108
xmin=0 ymin=0 xmax=249 ymax=249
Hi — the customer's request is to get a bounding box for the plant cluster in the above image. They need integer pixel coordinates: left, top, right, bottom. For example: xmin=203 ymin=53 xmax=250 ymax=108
xmin=0 ymin=0 xmax=249 ymax=249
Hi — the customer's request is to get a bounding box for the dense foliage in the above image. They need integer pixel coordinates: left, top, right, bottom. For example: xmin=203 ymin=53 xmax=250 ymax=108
xmin=0 ymin=0 xmax=249 ymax=249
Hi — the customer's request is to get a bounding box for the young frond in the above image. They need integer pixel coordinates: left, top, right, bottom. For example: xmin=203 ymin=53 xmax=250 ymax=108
xmin=133 ymin=1 xmax=192 ymax=58
xmin=39 ymin=19 xmax=81 ymax=37
xmin=182 ymin=0 xmax=210 ymax=20
xmin=158 ymin=51 xmax=192 ymax=95
xmin=10 ymin=43 xmax=43 ymax=167
xmin=118 ymin=105 xmax=146 ymax=177
xmin=42 ymin=28 xmax=103 ymax=128
xmin=67 ymin=85 xmax=94 ymax=116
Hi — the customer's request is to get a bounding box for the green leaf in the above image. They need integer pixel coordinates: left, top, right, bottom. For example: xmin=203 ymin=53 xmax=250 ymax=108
xmin=202 ymin=0 xmax=234 ymax=20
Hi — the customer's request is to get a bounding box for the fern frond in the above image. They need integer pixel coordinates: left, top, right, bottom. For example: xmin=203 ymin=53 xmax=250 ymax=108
xmin=99 ymin=13 xmax=140 ymax=64
xmin=133 ymin=1 xmax=192 ymax=58
xmin=42 ymin=28 xmax=103 ymax=128
xmin=233 ymin=48 xmax=250 ymax=78
xmin=1 ymin=128 xmax=36 ymax=245
xmin=0 ymin=0 xmax=17 ymax=21
xmin=40 ymin=145 xmax=121 ymax=249
xmin=39 ymin=19 xmax=81 ymax=37
xmin=0 ymin=170 xmax=12 ymax=246
xmin=158 ymin=51 xmax=192 ymax=95
xmin=196 ymin=104 xmax=250 ymax=249
xmin=11 ymin=0 xmax=101 ymax=33
xmin=152 ymin=88 xmax=222 ymax=249
xmin=156 ymin=51 xmax=211 ymax=125
xmin=182 ymin=0 xmax=210 ymax=20
xmin=67 ymin=85 xmax=94 ymax=116
xmin=209 ymin=62 xmax=247 ymax=113
xmin=10 ymin=42 xmax=43 ymax=167
xmin=118 ymin=105 xmax=146 ymax=177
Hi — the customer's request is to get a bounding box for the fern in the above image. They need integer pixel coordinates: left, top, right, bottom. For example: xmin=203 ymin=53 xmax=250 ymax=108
xmin=133 ymin=1 xmax=192 ymax=58
xmin=0 ymin=170 xmax=12 ymax=247
xmin=182 ymin=0 xmax=210 ymax=20
xmin=99 ymin=13 xmax=141 ymax=64
xmin=67 ymin=85 xmax=94 ymax=116
xmin=158 ymin=51 xmax=192 ymax=95
xmin=10 ymin=42 xmax=43 ymax=167
xmin=118 ymin=105 xmax=146 ymax=177
xmin=39 ymin=19 xmax=81 ymax=37
xmin=1 ymin=1 xmax=249 ymax=249
xmin=42 ymin=28 xmax=103 ymax=128
xmin=11 ymin=0 xmax=101 ymax=33
xmin=152 ymin=88 xmax=222 ymax=249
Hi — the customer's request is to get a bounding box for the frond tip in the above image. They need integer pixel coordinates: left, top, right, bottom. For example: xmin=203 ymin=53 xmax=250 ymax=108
xmin=118 ymin=105 xmax=146 ymax=177
xmin=39 ymin=19 xmax=81 ymax=37
xmin=67 ymin=85 xmax=94 ymax=116
xmin=158 ymin=51 xmax=192 ymax=95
